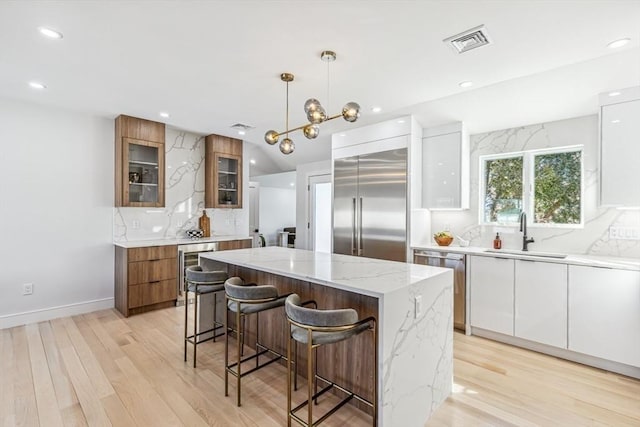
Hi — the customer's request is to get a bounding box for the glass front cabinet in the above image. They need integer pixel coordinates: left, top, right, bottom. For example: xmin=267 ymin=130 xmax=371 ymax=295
xmin=205 ymin=134 xmax=243 ymax=208
xmin=123 ymin=138 xmax=164 ymax=206
xmin=115 ymin=115 xmax=166 ymax=207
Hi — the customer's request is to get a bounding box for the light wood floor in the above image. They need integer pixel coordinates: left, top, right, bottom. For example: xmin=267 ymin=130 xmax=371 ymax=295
xmin=1 ymin=307 xmax=639 ymax=426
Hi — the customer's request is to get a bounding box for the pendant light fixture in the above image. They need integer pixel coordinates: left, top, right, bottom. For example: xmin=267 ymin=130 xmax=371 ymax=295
xmin=264 ymin=50 xmax=361 ymax=155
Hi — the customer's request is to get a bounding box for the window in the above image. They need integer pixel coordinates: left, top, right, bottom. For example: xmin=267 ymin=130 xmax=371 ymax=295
xmin=480 ymin=146 xmax=582 ymax=226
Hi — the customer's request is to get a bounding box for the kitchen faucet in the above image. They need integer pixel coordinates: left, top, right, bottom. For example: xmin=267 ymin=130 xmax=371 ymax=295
xmin=519 ymin=211 xmax=535 ymax=251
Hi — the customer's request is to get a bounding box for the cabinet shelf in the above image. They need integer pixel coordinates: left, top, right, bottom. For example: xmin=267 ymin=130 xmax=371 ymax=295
xmin=130 ymin=183 xmax=158 ymax=187
xmin=129 ymin=160 xmax=159 ymax=167
xmin=218 ymin=188 xmax=237 ymax=192
xmin=218 ymin=170 xmax=237 ymax=175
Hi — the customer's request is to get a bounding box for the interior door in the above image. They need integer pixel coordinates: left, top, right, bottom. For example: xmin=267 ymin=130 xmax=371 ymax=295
xmin=333 ymin=157 xmax=358 ymax=256
xmin=357 ymin=149 xmax=407 ymax=262
xmin=309 ymin=174 xmax=332 ymax=253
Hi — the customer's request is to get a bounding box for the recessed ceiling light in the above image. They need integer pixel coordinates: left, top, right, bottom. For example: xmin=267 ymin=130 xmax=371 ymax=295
xmin=459 ymin=80 xmax=474 ymax=88
xmin=38 ymin=27 xmax=63 ymax=39
xmin=397 ymin=119 xmax=405 ymax=124
xmin=608 ymin=91 xmax=621 ymax=97
xmin=371 ymin=107 xmax=382 ymax=113
xmin=28 ymin=81 xmax=46 ymax=89
xmin=250 ymin=159 xmax=256 ymax=165
xmin=290 ymin=183 xmax=295 ymax=187
xmin=238 ymin=130 xmax=246 ymax=136
xmin=339 ymin=133 xmax=346 ymax=137
xmin=607 ymin=38 xmax=630 ymax=49
xmin=611 ymin=119 xmax=621 ymax=124
xmin=159 ymin=112 xmax=170 ymax=118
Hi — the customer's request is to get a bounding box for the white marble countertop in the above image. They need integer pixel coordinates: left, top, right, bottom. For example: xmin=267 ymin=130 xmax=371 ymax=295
xmin=200 ymin=246 xmax=451 ymax=298
xmin=412 ymin=244 xmax=640 ymax=271
xmin=113 ymin=235 xmax=252 ymax=248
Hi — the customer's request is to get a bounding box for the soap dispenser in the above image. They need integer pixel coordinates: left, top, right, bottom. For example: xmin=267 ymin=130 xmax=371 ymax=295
xmin=493 ymin=233 xmax=502 ymax=249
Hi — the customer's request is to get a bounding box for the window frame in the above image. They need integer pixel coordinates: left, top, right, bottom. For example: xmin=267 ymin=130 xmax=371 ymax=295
xmin=479 ymin=145 xmax=584 ymax=228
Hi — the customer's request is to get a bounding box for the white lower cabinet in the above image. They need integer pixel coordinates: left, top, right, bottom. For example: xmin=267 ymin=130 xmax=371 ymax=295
xmin=514 ymin=260 xmax=568 ymax=348
xmin=469 ymin=256 xmax=514 ymax=335
xmin=568 ymin=265 xmax=640 ymax=368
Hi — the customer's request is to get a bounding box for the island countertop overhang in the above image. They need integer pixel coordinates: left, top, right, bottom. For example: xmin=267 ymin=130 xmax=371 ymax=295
xmin=199 ymin=246 xmax=452 ymax=298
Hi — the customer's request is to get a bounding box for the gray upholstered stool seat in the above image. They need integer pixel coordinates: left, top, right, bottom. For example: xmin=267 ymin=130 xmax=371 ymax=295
xmin=184 ymin=265 xmax=228 ymax=368
xmin=285 ymin=293 xmax=377 ymax=427
xmin=224 ymin=277 xmax=293 ymax=407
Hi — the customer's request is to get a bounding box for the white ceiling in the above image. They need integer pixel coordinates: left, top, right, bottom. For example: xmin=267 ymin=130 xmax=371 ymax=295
xmin=1 ymin=1 xmax=639 ymax=175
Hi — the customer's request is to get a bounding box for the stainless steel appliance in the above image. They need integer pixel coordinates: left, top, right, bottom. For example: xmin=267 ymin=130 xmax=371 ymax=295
xmin=177 ymin=242 xmax=219 ymax=303
xmin=414 ymin=250 xmax=466 ymax=331
xmin=333 ymin=148 xmax=407 ymax=262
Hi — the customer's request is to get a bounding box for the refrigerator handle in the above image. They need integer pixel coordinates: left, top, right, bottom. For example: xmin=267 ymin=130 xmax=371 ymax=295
xmin=351 ymin=197 xmax=357 ymax=255
xmin=358 ymin=197 xmax=363 ymax=256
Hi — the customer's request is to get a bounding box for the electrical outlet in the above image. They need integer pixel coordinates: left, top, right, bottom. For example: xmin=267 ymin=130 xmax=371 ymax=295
xmin=23 ymin=283 xmax=33 ymax=295
xmin=414 ymin=295 xmax=422 ymax=318
xmin=177 ymin=220 xmax=183 ymax=227
xmin=610 ymin=226 xmax=640 ymax=240
xmin=132 ymin=219 xmax=140 ymax=229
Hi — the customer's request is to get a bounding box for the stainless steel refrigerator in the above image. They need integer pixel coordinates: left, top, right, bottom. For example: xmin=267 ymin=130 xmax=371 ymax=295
xmin=333 ymin=148 xmax=407 ymax=262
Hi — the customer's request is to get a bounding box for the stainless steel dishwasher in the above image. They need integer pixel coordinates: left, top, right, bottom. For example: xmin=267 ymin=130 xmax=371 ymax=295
xmin=413 ymin=250 xmax=466 ymax=331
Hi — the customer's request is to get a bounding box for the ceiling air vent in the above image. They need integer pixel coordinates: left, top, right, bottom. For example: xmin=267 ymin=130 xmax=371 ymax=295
xmin=443 ymin=25 xmax=491 ymax=54
xmin=230 ymin=123 xmax=255 ymax=131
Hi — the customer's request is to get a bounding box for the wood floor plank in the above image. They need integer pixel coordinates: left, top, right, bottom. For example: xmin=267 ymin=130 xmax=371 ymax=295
xmin=1 ymin=329 xmax=16 ymax=427
xmin=3 ymin=307 xmax=640 ymax=426
xmin=39 ymin=322 xmax=79 ymax=411
xmin=25 ymin=323 xmax=64 ymax=427
xmin=11 ymin=326 xmax=39 ymax=427
xmin=51 ymin=319 xmax=112 ymax=427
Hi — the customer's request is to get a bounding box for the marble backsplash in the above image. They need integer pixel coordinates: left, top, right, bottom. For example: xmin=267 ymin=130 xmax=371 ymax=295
xmin=114 ymin=128 xmax=249 ymax=242
xmin=431 ymin=115 xmax=640 ymax=258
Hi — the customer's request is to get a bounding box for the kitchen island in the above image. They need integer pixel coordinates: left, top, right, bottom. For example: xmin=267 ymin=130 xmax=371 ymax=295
xmin=200 ymin=246 xmax=453 ymax=427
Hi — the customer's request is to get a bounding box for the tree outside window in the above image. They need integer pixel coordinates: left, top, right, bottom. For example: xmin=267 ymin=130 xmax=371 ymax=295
xmin=481 ymin=147 xmax=582 ymax=226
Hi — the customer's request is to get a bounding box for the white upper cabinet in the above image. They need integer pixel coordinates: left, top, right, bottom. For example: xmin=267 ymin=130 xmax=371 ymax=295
xmin=422 ymin=122 xmax=469 ymax=209
xmin=599 ymin=87 xmax=640 ymax=207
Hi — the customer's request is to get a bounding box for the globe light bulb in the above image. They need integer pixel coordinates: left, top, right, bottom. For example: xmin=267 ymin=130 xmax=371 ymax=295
xmin=264 ymin=130 xmax=279 ymax=145
xmin=279 ymin=138 xmax=295 ymax=154
xmin=307 ymin=107 xmax=327 ymax=125
xmin=342 ymin=102 xmax=361 ymax=122
xmin=303 ymin=124 xmax=320 ymax=139
xmin=304 ymin=98 xmax=322 ymax=113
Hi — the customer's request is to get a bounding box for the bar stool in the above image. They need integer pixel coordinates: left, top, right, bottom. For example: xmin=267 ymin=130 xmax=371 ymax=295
xmin=224 ymin=277 xmax=292 ymax=406
xmin=285 ymin=293 xmax=377 ymax=427
xmin=183 ymin=265 xmax=228 ymax=367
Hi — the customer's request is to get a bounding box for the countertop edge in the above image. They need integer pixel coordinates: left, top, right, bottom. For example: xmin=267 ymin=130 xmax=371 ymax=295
xmin=114 ymin=235 xmax=252 ymax=248
xmin=411 ymin=245 xmax=640 ymax=271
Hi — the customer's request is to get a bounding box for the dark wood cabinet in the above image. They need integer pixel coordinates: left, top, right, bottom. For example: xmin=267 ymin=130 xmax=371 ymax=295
xmin=115 ymin=245 xmax=178 ymax=317
xmin=205 ymin=134 xmax=243 ymax=208
xmin=115 ymin=115 xmax=166 ymax=207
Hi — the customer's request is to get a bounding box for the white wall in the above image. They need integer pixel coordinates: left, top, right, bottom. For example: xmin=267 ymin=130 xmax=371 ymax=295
xmin=258 ymin=187 xmax=296 ymax=246
xmin=430 ymin=115 xmax=640 ymax=258
xmin=0 ymin=98 xmax=114 ymax=328
xmin=295 ymin=160 xmax=332 ymax=250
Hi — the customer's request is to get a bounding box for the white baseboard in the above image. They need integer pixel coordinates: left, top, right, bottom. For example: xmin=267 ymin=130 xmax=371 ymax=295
xmin=0 ymin=298 xmax=114 ymax=330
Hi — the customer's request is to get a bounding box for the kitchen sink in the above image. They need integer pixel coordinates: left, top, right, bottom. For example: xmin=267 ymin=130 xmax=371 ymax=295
xmin=484 ymin=248 xmax=567 ymax=259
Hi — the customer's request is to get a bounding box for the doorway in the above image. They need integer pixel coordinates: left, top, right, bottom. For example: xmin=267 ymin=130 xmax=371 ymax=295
xmin=308 ymin=174 xmax=332 ymax=253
